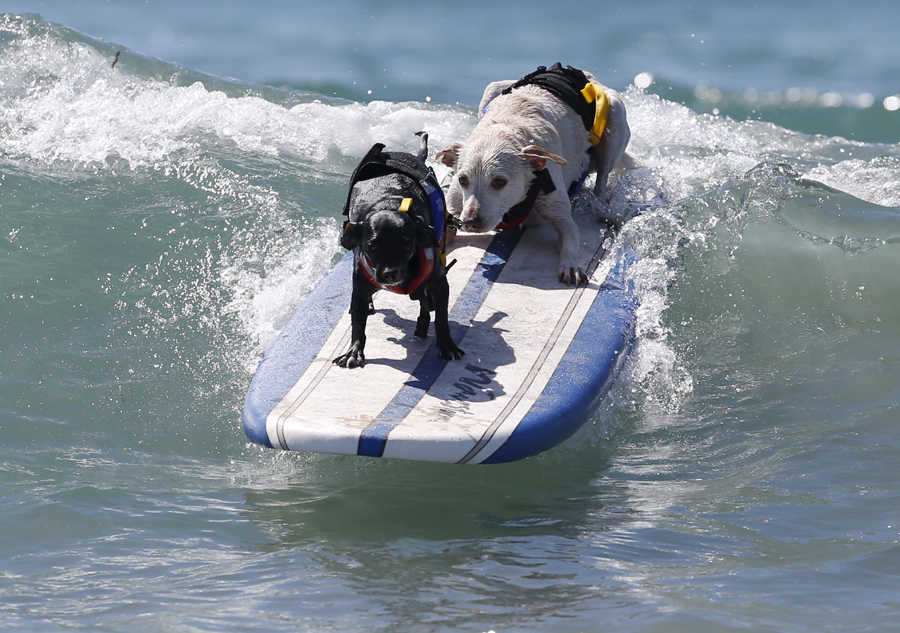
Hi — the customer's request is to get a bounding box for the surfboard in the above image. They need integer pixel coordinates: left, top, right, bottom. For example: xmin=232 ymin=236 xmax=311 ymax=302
xmin=242 ymin=207 xmax=638 ymax=464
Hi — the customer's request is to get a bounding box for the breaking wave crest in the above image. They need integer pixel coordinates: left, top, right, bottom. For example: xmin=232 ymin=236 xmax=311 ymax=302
xmin=3 ymin=13 xmax=899 ymax=453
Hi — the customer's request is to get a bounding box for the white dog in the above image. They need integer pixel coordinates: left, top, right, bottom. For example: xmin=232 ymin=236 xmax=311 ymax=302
xmin=436 ymin=64 xmax=631 ymax=285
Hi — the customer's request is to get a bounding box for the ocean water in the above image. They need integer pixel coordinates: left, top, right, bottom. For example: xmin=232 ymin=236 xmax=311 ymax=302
xmin=2 ymin=2 xmax=900 ymax=631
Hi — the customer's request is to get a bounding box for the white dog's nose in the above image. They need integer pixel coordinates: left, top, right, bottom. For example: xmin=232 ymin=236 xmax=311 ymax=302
xmin=462 ymin=218 xmax=484 ymax=232
xmin=460 ymin=197 xmax=483 ymax=231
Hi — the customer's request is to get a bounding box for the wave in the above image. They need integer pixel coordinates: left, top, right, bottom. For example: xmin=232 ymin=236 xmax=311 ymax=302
xmin=3 ymin=13 xmax=900 ymax=459
xmin=635 ymin=71 xmax=900 ymax=144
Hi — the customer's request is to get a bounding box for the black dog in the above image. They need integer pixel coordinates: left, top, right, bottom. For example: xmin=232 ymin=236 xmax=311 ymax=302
xmin=333 ymin=133 xmax=465 ymax=369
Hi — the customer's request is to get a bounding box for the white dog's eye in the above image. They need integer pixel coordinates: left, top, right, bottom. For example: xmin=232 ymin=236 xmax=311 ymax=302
xmin=490 ymin=176 xmax=508 ymax=190
xmin=457 ymin=174 xmax=469 ymax=188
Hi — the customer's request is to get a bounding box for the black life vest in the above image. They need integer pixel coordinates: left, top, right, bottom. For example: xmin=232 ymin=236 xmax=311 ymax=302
xmin=342 ymin=142 xmax=448 ymax=295
xmin=500 ymin=62 xmax=610 ymax=146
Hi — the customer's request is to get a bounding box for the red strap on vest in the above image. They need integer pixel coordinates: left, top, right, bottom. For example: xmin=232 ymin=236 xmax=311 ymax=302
xmin=360 ymin=245 xmax=436 ymax=295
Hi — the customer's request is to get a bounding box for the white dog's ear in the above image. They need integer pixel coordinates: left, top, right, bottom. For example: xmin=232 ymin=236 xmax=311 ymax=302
xmin=435 ymin=143 xmax=463 ymax=167
xmin=521 ymin=145 xmax=568 ymax=170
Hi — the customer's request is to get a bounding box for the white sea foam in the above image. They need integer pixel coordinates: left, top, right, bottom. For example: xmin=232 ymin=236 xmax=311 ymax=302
xmin=0 ymin=20 xmax=478 ymax=379
xmin=804 ymin=157 xmax=900 ymax=208
xmin=0 ymin=20 xmax=474 ymax=170
xmin=219 ymin=218 xmax=341 ymax=371
xmin=6 ymin=14 xmax=895 ymax=433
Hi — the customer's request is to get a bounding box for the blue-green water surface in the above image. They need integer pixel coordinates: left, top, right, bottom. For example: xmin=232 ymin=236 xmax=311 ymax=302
xmin=2 ymin=3 xmax=900 ymax=631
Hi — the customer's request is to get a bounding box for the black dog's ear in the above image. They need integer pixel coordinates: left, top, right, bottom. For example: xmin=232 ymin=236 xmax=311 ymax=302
xmin=341 ymin=221 xmax=361 ymax=250
xmin=415 ymin=131 xmax=429 ymax=162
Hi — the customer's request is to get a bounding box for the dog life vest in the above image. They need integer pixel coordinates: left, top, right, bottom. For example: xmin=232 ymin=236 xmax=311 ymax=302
xmin=500 ymin=63 xmax=610 ymax=147
xmin=486 ymin=63 xmax=611 ymax=230
xmin=342 ymin=143 xmax=450 ymax=295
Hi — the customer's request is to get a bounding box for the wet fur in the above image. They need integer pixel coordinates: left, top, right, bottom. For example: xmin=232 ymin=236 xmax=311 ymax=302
xmin=437 ymin=70 xmax=631 ymax=285
xmin=334 ymin=168 xmax=464 ymax=369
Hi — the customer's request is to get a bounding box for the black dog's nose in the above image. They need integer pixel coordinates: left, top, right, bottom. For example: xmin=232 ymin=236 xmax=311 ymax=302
xmin=377 ymin=267 xmax=402 ymax=285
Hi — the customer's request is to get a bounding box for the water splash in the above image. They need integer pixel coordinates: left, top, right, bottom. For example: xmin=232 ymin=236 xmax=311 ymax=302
xmin=6 ymin=12 xmax=899 ymax=457
xmin=804 ymin=157 xmax=900 ymax=208
xmin=0 ymin=14 xmax=474 ymax=172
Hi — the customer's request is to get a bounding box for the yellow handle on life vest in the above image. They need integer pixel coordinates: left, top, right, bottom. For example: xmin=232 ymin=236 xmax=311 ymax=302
xmin=398 ymin=197 xmax=413 ymax=213
xmin=580 ymin=83 xmax=610 ymax=146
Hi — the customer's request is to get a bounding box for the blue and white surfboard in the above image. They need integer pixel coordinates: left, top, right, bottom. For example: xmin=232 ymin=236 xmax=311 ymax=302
xmin=243 ymin=208 xmax=638 ymax=464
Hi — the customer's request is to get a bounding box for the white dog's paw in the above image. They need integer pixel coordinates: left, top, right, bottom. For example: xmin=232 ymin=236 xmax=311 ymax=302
xmin=558 ymin=260 xmax=588 ymax=286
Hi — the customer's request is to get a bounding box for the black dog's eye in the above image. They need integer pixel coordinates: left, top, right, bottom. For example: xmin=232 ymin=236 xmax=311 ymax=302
xmin=490 ymin=176 xmax=508 ymax=190
xmin=457 ymin=174 xmax=469 ymax=188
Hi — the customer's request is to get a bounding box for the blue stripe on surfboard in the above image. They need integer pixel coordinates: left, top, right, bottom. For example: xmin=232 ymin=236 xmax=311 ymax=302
xmin=357 ymin=227 xmax=524 ymax=457
xmin=242 ymin=252 xmax=354 ymax=448
xmin=479 ymin=247 xmax=639 ymax=464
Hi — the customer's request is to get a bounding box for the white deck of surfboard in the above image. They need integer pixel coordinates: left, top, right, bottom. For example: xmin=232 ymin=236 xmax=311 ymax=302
xmin=255 ymin=208 xmax=628 ymax=464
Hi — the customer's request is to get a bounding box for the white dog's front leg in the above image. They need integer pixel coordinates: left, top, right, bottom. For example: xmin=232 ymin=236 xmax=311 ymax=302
xmin=539 ymin=194 xmax=587 ymax=286
xmin=590 ymin=87 xmax=631 ymax=202
xmin=549 ymin=216 xmax=587 ymax=285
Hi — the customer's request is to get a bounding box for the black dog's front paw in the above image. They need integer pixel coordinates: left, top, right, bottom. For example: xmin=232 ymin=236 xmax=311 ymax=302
xmin=333 ymin=348 xmax=365 ymax=369
xmin=437 ymin=341 xmax=465 ymax=361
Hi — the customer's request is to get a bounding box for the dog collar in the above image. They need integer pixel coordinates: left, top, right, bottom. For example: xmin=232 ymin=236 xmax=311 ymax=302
xmin=496 ymin=167 xmax=557 ymax=231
